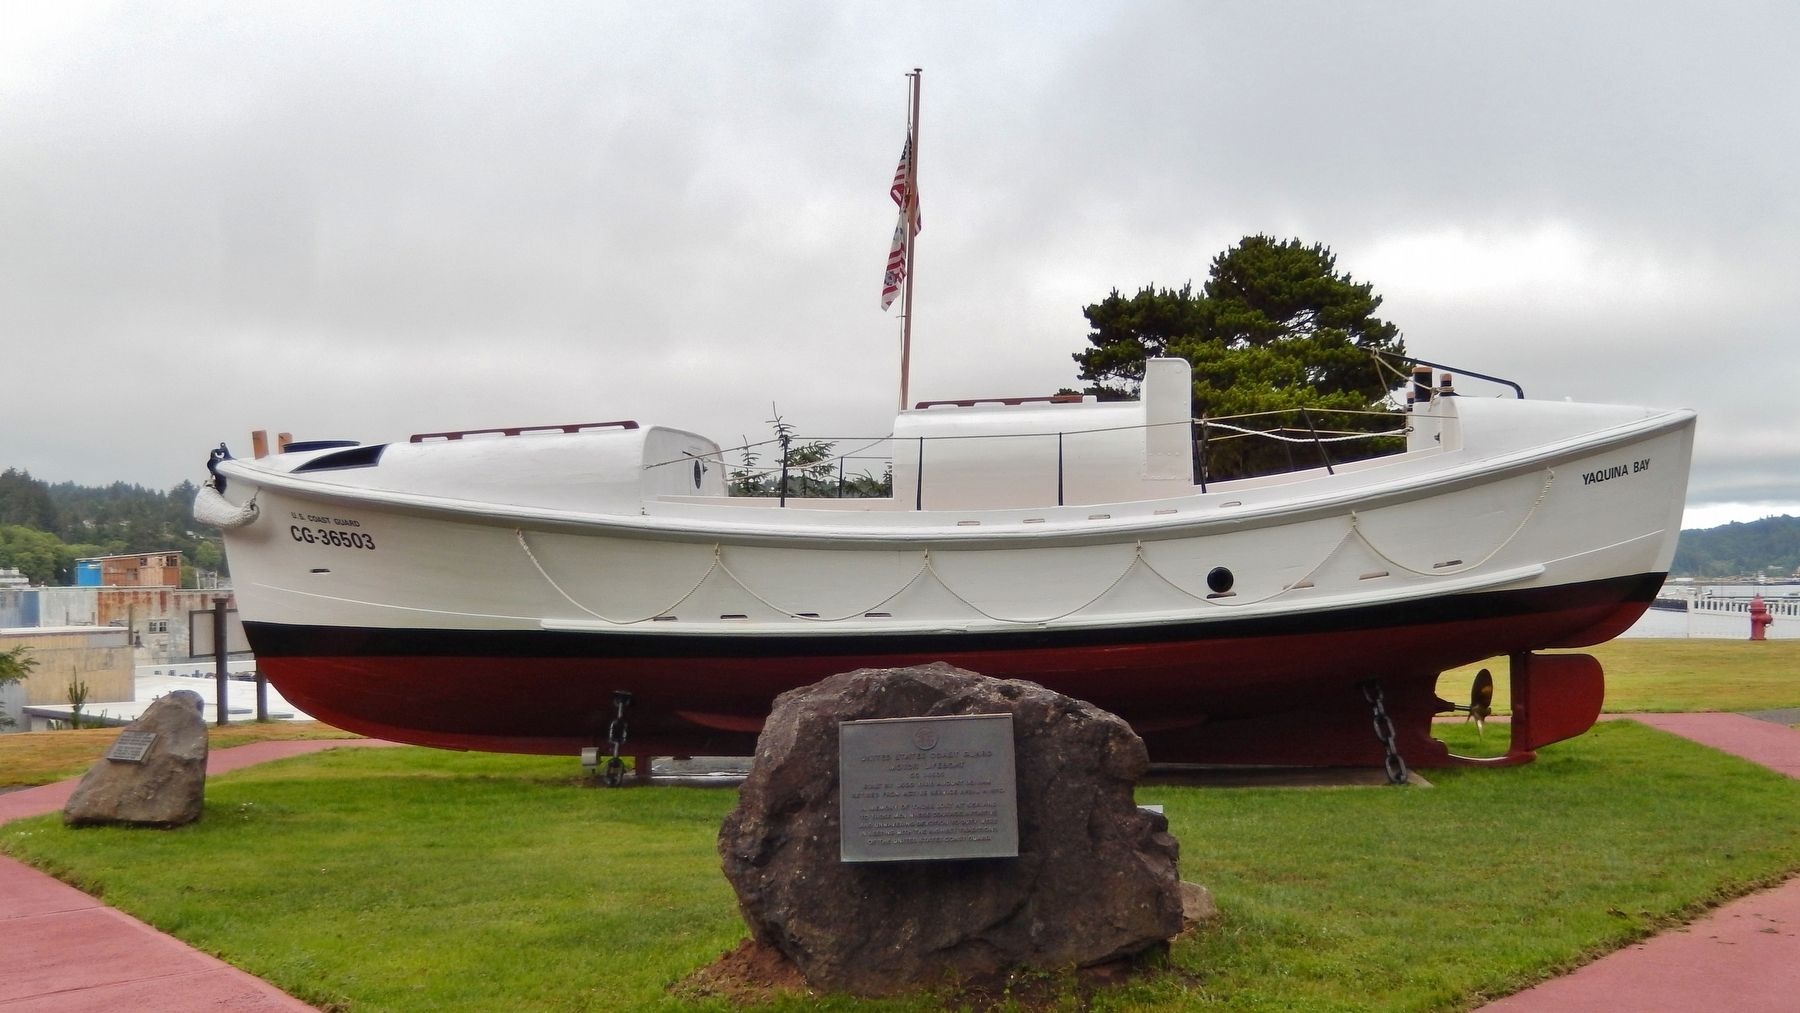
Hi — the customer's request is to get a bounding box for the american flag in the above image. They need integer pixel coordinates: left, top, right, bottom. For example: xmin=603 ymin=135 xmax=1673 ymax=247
xmin=880 ymin=135 xmax=920 ymax=311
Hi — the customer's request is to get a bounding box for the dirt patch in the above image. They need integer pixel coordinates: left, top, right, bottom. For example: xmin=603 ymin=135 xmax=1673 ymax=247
xmin=671 ymin=939 xmax=811 ymax=1005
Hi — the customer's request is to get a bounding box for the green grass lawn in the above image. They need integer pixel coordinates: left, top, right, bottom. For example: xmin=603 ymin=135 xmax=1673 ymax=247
xmin=6 ymin=721 xmax=1799 ymax=1012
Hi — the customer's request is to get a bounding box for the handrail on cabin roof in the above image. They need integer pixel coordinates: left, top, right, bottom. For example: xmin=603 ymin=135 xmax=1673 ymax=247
xmin=410 ymin=420 xmax=640 ymax=443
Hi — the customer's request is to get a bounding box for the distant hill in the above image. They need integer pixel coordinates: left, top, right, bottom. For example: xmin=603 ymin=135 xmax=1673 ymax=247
xmin=0 ymin=467 xmax=217 ymax=584
xmin=1671 ymin=514 xmax=1800 ymax=578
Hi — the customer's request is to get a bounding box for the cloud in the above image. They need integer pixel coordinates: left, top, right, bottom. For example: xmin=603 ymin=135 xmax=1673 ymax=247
xmin=1359 ymin=222 xmax=1714 ymax=308
xmin=0 ymin=0 xmax=1795 ymax=532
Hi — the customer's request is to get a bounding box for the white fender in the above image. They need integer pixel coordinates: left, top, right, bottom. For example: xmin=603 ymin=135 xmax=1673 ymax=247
xmin=193 ymin=484 xmax=259 ymax=529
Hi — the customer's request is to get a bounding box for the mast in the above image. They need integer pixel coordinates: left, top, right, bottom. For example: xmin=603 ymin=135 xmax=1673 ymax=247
xmin=898 ymin=68 xmax=921 ymax=412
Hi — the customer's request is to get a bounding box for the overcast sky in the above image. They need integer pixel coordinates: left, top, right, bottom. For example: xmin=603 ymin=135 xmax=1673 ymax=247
xmin=3 ymin=1 xmax=1795 ymax=529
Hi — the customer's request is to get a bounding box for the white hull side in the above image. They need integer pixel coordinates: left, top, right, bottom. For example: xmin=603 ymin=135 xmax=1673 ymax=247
xmin=220 ymin=414 xmax=1693 ymax=641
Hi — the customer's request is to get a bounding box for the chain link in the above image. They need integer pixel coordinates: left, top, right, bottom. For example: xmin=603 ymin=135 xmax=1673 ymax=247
xmin=1359 ymin=680 xmax=1410 ymax=785
xmin=603 ymin=691 xmax=633 ymax=787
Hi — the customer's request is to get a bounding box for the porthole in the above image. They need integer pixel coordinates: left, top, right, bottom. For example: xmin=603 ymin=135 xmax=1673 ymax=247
xmin=1206 ymin=566 xmax=1234 ymax=594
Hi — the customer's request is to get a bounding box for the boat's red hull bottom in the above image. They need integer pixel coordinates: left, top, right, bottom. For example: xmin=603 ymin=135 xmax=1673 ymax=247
xmin=247 ymin=572 xmax=1659 ymax=768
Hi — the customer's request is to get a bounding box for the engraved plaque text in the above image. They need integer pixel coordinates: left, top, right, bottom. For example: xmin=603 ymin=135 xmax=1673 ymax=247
xmin=104 ymin=730 xmax=158 ymax=764
xmin=839 ymin=713 xmax=1018 ymax=862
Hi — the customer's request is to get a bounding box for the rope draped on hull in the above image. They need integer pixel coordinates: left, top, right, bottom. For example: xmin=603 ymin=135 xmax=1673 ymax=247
xmin=510 ymin=469 xmax=1557 ymax=628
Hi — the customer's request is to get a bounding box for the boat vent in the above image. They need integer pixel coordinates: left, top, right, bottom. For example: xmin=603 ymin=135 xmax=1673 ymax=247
xmin=293 ymin=444 xmax=389 ymax=472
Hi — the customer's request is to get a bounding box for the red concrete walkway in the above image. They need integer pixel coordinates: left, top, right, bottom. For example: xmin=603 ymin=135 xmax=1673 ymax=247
xmin=1481 ymin=713 xmax=1800 ymax=1012
xmin=1 ymin=739 xmax=399 ymax=1011
xmin=1628 ymin=712 xmax=1800 ymax=779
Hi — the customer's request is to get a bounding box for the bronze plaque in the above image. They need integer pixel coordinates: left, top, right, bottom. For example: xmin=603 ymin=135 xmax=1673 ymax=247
xmin=104 ymin=730 xmax=158 ymax=764
xmin=839 ymin=713 xmax=1018 ymax=862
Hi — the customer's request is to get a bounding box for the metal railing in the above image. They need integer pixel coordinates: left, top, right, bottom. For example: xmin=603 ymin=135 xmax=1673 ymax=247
xmin=657 ymin=407 xmax=1408 ymax=509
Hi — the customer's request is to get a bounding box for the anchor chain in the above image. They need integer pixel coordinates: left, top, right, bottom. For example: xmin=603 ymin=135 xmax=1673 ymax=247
xmin=603 ymin=691 xmax=634 ymax=787
xmin=1359 ymin=680 xmax=1410 ymax=785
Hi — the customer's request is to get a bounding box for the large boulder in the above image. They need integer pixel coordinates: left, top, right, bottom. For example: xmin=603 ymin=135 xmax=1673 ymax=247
xmin=63 ymin=690 xmax=208 ymax=828
xmin=717 ymin=663 xmax=1183 ymax=995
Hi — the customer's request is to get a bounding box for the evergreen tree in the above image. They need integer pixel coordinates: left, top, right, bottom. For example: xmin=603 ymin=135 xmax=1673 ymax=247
xmin=1074 ymin=235 xmax=1407 ymax=479
xmin=728 ymin=410 xmax=892 ymax=499
xmin=0 ymin=469 xmax=57 ymax=530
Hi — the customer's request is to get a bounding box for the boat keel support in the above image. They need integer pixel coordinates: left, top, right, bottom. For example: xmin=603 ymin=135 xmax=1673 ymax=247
xmin=1135 ymin=651 xmax=1604 ymax=770
xmin=1441 ymin=651 xmax=1605 ymax=767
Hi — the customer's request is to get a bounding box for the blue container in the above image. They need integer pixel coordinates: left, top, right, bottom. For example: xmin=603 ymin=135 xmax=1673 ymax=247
xmin=0 ymin=589 xmax=38 ymax=627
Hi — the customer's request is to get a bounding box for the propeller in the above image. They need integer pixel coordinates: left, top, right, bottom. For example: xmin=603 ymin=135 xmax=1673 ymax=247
xmin=1465 ymin=668 xmax=1494 ymax=737
xmin=1442 ymin=668 xmax=1495 ymax=737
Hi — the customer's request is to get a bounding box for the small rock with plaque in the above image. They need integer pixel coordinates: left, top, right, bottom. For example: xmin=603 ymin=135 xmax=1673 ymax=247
xmin=839 ymin=713 xmax=1018 ymax=862
xmin=63 ymin=691 xmax=209 ymax=828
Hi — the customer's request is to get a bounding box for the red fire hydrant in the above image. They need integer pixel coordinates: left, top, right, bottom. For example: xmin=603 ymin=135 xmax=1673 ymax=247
xmin=1748 ymin=595 xmax=1774 ymax=641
